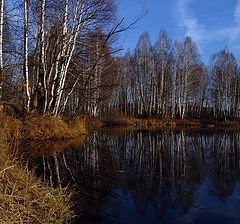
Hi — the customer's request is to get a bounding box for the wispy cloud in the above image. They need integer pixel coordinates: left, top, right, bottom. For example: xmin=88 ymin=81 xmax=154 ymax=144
xmin=175 ymin=0 xmax=240 ymax=48
xmin=230 ymin=0 xmax=240 ymax=42
xmin=234 ymin=0 xmax=240 ymax=24
xmin=177 ymin=0 xmax=205 ymax=43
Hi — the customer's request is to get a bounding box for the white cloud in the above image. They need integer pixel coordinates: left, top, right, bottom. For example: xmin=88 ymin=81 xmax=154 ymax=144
xmin=175 ymin=0 xmax=240 ymax=46
xmin=230 ymin=0 xmax=240 ymax=42
xmin=234 ymin=0 xmax=240 ymax=24
xmin=177 ymin=0 xmax=205 ymax=43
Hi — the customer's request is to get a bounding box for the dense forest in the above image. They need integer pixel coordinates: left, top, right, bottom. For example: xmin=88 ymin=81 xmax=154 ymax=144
xmin=1 ymin=0 xmax=240 ymax=120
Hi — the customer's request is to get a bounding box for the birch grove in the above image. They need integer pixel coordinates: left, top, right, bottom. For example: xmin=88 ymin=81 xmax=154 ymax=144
xmin=0 ymin=2 xmax=240 ymax=120
xmin=112 ymin=32 xmax=208 ymax=119
xmin=210 ymin=49 xmax=239 ymax=120
xmin=20 ymin=0 xmax=117 ymax=116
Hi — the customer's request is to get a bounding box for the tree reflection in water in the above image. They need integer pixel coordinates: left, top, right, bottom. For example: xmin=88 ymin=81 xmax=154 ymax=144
xmin=23 ymin=130 xmax=240 ymax=223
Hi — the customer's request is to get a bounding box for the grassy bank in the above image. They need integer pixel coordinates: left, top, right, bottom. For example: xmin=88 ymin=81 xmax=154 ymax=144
xmin=0 ymin=112 xmax=87 ymax=141
xmin=0 ymin=112 xmax=87 ymax=223
xmin=3 ymin=109 xmax=238 ymax=143
xmin=101 ymin=112 xmax=240 ymax=129
xmin=0 ymin=142 xmax=74 ymax=223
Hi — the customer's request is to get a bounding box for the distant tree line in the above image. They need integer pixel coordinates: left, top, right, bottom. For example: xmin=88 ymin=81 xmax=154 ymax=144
xmin=0 ymin=0 xmax=240 ymax=120
xmin=112 ymin=31 xmax=240 ymax=120
xmin=112 ymin=31 xmax=208 ymax=119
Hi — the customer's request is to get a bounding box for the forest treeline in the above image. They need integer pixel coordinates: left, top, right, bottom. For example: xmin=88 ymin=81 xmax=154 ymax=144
xmin=0 ymin=0 xmax=239 ymax=120
xmin=113 ymin=32 xmax=240 ymax=120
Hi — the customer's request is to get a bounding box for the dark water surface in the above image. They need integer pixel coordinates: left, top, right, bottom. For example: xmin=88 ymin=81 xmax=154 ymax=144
xmin=22 ymin=129 xmax=240 ymax=224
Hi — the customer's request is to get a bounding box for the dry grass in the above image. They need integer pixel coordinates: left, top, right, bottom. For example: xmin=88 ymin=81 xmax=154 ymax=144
xmin=0 ymin=112 xmax=22 ymax=141
xmin=101 ymin=112 xmax=178 ymax=128
xmin=85 ymin=116 xmax=103 ymax=132
xmin=23 ymin=115 xmax=75 ymax=140
xmin=68 ymin=116 xmax=87 ymax=135
xmin=0 ymin=109 xmax=89 ymax=223
xmin=173 ymin=119 xmax=202 ymax=127
xmin=0 ymin=112 xmax=87 ymax=141
xmin=0 ymin=143 xmax=74 ymax=224
xmin=101 ymin=111 xmax=240 ymax=129
xmin=0 ymin=111 xmax=77 ymax=223
xmin=101 ymin=111 xmax=137 ymax=126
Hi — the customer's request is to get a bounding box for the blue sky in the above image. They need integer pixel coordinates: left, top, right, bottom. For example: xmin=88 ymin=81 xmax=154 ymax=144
xmin=116 ymin=0 xmax=240 ymax=64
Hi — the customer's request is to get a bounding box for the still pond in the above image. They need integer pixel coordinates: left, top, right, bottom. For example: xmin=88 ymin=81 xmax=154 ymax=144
xmin=21 ymin=129 xmax=240 ymax=224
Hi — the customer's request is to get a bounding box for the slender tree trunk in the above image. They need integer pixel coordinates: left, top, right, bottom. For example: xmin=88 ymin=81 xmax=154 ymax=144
xmin=52 ymin=0 xmax=68 ymax=116
xmin=160 ymin=51 xmax=165 ymax=117
xmin=40 ymin=0 xmax=47 ymax=114
xmin=0 ymin=0 xmax=3 ymax=100
xmin=172 ymin=59 xmax=177 ymax=117
xmin=24 ymin=0 xmax=31 ymax=112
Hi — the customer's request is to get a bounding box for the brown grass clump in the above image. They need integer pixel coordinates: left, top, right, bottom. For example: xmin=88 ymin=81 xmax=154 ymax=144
xmin=23 ymin=115 xmax=75 ymax=140
xmin=101 ymin=111 xmax=178 ymax=128
xmin=0 ymin=144 xmax=74 ymax=224
xmin=68 ymin=116 xmax=87 ymax=135
xmin=101 ymin=111 xmax=138 ymax=126
xmin=0 ymin=112 xmax=88 ymax=141
xmin=0 ymin=112 xmax=22 ymax=141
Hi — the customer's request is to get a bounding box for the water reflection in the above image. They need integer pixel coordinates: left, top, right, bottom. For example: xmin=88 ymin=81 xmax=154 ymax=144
xmin=23 ymin=130 xmax=240 ymax=223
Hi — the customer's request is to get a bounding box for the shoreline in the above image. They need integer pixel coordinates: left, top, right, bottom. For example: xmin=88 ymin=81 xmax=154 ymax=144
xmin=101 ymin=116 xmax=240 ymax=130
xmin=2 ymin=112 xmax=240 ymax=141
xmin=0 ymin=141 xmax=74 ymax=223
xmin=1 ymin=112 xmax=240 ymax=223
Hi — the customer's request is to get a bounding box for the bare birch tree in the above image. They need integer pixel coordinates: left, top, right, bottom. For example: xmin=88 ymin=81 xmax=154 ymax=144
xmin=0 ymin=0 xmax=3 ymax=100
xmin=24 ymin=0 xmax=31 ymax=112
xmin=154 ymin=30 xmax=171 ymax=117
xmin=134 ymin=32 xmax=152 ymax=116
xmin=210 ymin=49 xmax=238 ymax=119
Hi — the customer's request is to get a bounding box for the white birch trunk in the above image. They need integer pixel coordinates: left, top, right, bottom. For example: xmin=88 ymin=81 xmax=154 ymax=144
xmin=52 ymin=0 xmax=69 ymax=116
xmin=40 ymin=0 xmax=47 ymax=114
xmin=24 ymin=0 xmax=31 ymax=112
xmin=53 ymin=1 xmax=87 ymax=116
xmin=160 ymin=48 xmax=165 ymax=116
xmin=0 ymin=0 xmax=3 ymax=100
xmin=171 ymin=59 xmax=177 ymax=117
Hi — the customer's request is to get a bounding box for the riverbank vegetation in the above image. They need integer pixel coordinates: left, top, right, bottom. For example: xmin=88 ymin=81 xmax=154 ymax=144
xmin=0 ymin=110 xmax=87 ymax=141
xmin=101 ymin=111 xmax=240 ymax=129
xmin=1 ymin=0 xmax=240 ymax=222
xmin=0 ymin=142 xmax=74 ymax=223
